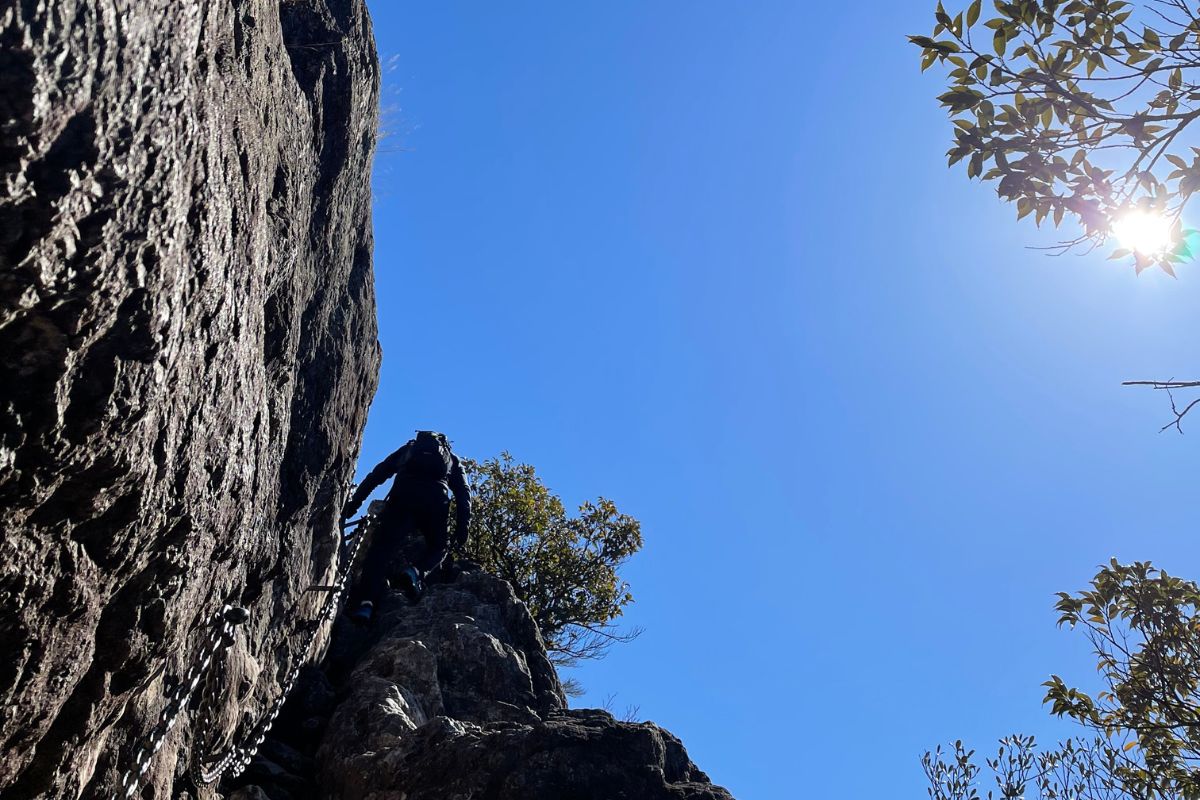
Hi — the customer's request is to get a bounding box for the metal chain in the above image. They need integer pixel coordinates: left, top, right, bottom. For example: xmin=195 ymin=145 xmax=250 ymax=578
xmin=115 ymin=605 xmax=247 ymax=799
xmin=187 ymin=609 xmax=240 ymax=786
xmin=207 ymin=514 xmax=370 ymax=783
xmin=112 ymin=513 xmax=371 ymax=798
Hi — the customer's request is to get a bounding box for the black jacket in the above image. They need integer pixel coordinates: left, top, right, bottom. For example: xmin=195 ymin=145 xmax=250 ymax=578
xmin=345 ymin=442 xmax=471 ymax=544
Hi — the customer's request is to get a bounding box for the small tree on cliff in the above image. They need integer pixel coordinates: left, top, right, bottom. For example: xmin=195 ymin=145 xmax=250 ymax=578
xmin=924 ymin=561 xmax=1200 ymax=799
xmin=911 ymin=0 xmax=1200 ymax=427
xmin=451 ymin=453 xmax=644 ymax=667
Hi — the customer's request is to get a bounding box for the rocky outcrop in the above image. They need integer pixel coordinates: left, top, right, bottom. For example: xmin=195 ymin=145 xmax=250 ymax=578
xmin=0 ymin=2 xmax=733 ymax=798
xmin=227 ymin=568 xmax=735 ymax=800
xmin=0 ymin=1 xmax=380 ymax=797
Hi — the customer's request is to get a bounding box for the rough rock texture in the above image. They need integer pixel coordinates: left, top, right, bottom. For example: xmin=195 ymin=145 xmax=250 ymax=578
xmin=228 ymin=568 xmax=735 ymax=800
xmin=0 ymin=1 xmax=380 ymax=797
xmin=0 ymin=2 xmax=733 ymax=798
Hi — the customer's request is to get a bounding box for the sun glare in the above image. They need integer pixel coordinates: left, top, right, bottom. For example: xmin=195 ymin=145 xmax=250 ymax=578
xmin=1111 ymin=209 xmax=1174 ymax=256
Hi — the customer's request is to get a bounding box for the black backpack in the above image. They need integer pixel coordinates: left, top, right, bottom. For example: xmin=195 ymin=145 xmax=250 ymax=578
xmin=400 ymin=431 xmax=452 ymax=481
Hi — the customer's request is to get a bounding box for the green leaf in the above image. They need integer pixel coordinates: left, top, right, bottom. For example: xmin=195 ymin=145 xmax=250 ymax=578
xmin=968 ymin=152 xmax=983 ymax=178
xmin=937 ymin=87 xmax=984 ymax=112
xmin=967 ymin=0 xmax=981 ymax=26
xmin=994 ymin=28 xmax=1008 ymax=57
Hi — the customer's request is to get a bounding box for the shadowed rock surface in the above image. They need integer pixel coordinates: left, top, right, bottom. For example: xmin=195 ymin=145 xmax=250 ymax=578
xmin=0 ymin=1 xmax=380 ymax=797
xmin=1 ymin=2 xmax=735 ymax=798
xmin=225 ymin=567 xmax=736 ymax=800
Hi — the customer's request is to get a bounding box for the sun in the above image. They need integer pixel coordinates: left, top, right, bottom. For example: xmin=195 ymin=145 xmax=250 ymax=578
xmin=1111 ymin=209 xmax=1175 ymax=256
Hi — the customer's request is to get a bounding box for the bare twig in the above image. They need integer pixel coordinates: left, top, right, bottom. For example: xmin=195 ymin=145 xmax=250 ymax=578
xmin=1122 ymin=380 xmax=1200 ymax=389
xmin=1123 ymin=379 xmax=1200 ymax=433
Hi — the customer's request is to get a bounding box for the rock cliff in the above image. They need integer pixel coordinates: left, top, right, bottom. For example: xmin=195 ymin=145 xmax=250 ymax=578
xmin=0 ymin=0 xmax=380 ymax=797
xmin=225 ymin=566 xmax=735 ymax=800
xmin=0 ymin=2 xmax=735 ymax=798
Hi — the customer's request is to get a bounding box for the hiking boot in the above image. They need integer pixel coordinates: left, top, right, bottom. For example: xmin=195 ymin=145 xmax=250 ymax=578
xmin=396 ymin=566 xmax=423 ymax=601
xmin=350 ymin=601 xmax=373 ymax=625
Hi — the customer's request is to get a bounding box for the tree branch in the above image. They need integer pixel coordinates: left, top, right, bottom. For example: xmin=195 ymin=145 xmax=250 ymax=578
xmin=1123 ymin=379 xmax=1200 ymax=433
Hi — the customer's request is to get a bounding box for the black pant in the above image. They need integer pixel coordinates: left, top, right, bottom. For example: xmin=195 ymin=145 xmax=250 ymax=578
xmin=358 ymin=480 xmax=450 ymax=605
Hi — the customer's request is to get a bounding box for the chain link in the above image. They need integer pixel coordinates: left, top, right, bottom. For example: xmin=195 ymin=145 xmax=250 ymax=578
xmin=113 ymin=513 xmax=371 ymax=798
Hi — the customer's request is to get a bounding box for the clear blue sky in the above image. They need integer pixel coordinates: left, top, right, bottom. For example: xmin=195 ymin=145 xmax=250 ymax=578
xmin=357 ymin=3 xmax=1200 ymax=797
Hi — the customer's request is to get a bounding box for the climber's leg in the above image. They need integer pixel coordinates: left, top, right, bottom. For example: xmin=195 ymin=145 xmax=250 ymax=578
xmin=413 ymin=494 xmax=452 ymax=576
xmin=389 ymin=494 xmax=450 ymax=602
xmin=354 ymin=509 xmax=415 ymax=611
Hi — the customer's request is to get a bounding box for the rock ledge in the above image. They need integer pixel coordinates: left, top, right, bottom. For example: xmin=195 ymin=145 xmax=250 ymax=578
xmin=228 ymin=569 xmax=735 ymax=800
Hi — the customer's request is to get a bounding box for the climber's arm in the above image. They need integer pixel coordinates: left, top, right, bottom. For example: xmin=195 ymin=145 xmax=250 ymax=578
xmin=449 ymin=455 xmax=471 ymax=548
xmin=342 ymin=445 xmax=407 ymax=520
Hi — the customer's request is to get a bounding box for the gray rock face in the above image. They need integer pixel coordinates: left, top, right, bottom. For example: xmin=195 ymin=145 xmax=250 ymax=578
xmin=231 ymin=569 xmax=735 ymax=800
xmin=1 ymin=2 xmax=733 ymax=798
xmin=0 ymin=1 xmax=380 ymax=797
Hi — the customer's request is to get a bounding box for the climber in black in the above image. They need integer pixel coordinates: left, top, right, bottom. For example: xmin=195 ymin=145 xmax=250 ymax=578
xmin=341 ymin=430 xmax=471 ymax=622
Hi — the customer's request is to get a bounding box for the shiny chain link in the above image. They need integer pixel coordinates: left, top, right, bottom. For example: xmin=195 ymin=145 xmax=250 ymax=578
xmin=114 ymin=513 xmax=370 ymax=798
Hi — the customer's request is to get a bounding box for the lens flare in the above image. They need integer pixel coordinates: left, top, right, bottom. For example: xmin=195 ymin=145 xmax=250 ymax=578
xmin=1111 ymin=209 xmax=1174 ymax=256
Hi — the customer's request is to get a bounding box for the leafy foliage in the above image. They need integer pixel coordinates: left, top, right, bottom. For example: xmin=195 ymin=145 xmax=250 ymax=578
xmin=910 ymin=0 xmax=1200 ymax=274
xmin=924 ymin=560 xmax=1200 ymax=799
xmin=453 ymin=453 xmax=643 ymax=666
